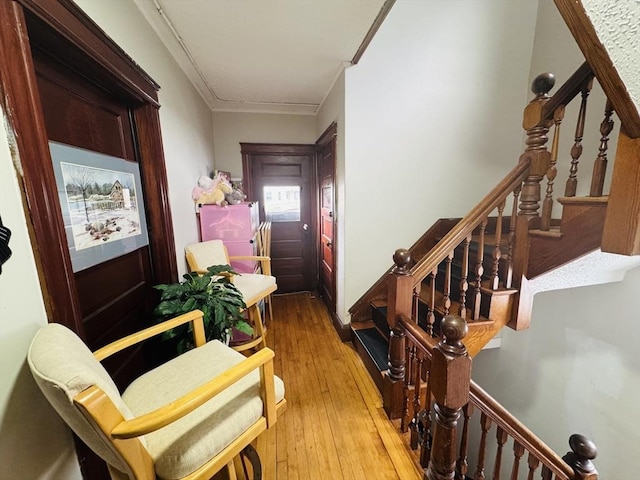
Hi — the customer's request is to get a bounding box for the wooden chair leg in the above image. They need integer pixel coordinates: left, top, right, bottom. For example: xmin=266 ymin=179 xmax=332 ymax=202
xmin=226 ymin=460 xmax=238 ymax=480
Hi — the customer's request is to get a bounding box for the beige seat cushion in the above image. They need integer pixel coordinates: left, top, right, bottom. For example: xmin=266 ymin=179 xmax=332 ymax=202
xmin=27 ymin=323 xmax=136 ymax=475
xmin=122 ymin=340 xmax=285 ymax=480
xmin=185 ymin=239 xmax=229 ymax=271
xmin=232 ymin=273 xmax=276 ymax=307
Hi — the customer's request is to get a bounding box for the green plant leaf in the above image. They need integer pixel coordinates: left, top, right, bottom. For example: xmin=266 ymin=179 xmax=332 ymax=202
xmin=235 ymin=320 xmax=253 ymax=335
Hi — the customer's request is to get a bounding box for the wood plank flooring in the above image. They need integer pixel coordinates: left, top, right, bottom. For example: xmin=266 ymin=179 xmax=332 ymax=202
xmin=252 ymin=293 xmax=422 ymax=480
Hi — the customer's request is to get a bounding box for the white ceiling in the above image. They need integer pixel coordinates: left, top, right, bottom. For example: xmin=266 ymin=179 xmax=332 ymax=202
xmin=133 ymin=0 xmax=389 ymax=114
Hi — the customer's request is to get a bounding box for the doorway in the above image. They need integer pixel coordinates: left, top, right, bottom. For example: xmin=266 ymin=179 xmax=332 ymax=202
xmin=242 ymin=143 xmax=317 ymax=293
xmin=316 ymin=123 xmax=337 ymax=315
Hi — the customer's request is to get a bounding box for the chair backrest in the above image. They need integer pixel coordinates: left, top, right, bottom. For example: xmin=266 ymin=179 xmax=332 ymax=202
xmin=186 ymin=239 xmax=230 ymax=272
xmin=27 ymin=323 xmax=135 ymax=475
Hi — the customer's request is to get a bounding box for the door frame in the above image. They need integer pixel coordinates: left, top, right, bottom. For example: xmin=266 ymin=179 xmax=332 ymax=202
xmin=315 ymin=123 xmax=337 ymax=313
xmin=241 ymin=142 xmax=318 ymax=292
xmin=0 ymin=0 xmax=178 ymax=335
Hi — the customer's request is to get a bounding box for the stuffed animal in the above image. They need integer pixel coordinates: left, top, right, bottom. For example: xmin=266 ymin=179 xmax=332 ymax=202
xmin=192 ymin=174 xmax=232 ymax=206
xmin=225 ymin=188 xmax=246 ymax=205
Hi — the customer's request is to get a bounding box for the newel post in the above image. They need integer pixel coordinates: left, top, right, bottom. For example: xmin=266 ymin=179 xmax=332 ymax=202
xmin=510 ymin=73 xmax=556 ymax=331
xmin=562 ymin=434 xmax=598 ymax=480
xmin=383 ymin=248 xmax=413 ymax=419
xmin=425 ymin=315 xmax=471 ymax=480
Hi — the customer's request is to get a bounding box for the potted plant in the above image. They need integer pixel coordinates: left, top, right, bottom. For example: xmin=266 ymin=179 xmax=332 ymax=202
xmin=153 ymin=265 xmax=252 ymax=353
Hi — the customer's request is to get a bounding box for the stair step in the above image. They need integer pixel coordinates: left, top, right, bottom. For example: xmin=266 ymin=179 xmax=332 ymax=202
xmin=352 ymin=326 xmax=389 ymax=393
xmin=529 ymin=227 xmax=563 ymax=239
xmin=370 ymin=302 xmax=391 ymax=340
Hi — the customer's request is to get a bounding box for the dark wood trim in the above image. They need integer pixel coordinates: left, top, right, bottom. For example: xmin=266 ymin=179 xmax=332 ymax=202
xmin=351 ymin=0 xmax=396 ymax=65
xmin=15 ymin=0 xmax=160 ymax=107
xmin=316 ymin=121 xmax=337 ymax=147
xmin=0 ymin=0 xmax=178 ymax=334
xmin=133 ymin=104 xmax=178 ymax=284
xmin=554 ymin=0 xmax=640 ymax=137
xmin=240 ymin=142 xmax=317 ymax=204
xmin=332 ymin=312 xmax=351 ymax=342
xmin=0 ymin=0 xmax=84 ymax=333
xmin=542 ymin=62 xmax=594 ymax=120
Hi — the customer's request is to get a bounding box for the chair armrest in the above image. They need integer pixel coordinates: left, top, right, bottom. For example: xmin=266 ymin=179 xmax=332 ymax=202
xmin=106 ymin=347 xmax=277 ymax=438
xmin=228 ymin=255 xmax=272 ymax=275
xmin=93 ymin=310 xmax=206 ymax=361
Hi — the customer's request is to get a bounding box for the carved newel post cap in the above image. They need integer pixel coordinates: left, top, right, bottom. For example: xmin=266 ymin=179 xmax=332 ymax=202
xmin=392 ymin=248 xmax=411 ymax=275
xmin=563 ymin=434 xmax=597 ymax=475
xmin=569 ymin=434 xmax=597 ymax=460
xmin=531 ymin=72 xmax=555 ymax=97
xmin=440 ymin=315 xmax=468 ymax=352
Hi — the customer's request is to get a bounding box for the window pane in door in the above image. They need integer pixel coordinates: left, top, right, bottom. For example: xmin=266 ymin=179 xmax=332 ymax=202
xmin=263 ymin=186 xmax=300 ymax=222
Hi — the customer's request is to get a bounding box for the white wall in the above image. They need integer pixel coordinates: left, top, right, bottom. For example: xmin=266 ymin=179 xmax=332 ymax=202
xmin=75 ymin=0 xmax=216 ymax=277
xmin=211 ymin=111 xmax=317 ymax=179
xmin=342 ymin=0 xmax=539 ymax=320
xmin=0 ymin=113 xmax=82 ymax=479
xmin=471 ymin=266 xmax=640 ymax=478
xmin=316 ymin=70 xmax=347 ymax=320
xmin=0 ymin=0 xmax=216 ymax=477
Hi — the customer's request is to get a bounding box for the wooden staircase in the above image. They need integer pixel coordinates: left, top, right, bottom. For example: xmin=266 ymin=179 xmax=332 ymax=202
xmin=346 ymin=1 xmax=639 ymax=478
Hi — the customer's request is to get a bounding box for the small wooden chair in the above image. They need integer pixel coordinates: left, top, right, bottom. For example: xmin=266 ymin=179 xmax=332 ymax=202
xmin=185 ymin=239 xmax=276 ymax=352
xmin=27 ymin=310 xmax=286 ymax=479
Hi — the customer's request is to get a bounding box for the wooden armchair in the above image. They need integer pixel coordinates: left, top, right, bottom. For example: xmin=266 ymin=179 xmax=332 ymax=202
xmin=185 ymin=239 xmax=277 ymax=352
xmin=27 ymin=310 xmax=286 ymax=480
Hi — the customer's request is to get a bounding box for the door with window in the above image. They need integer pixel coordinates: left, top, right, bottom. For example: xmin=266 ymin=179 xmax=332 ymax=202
xmin=241 ymin=144 xmax=316 ymax=293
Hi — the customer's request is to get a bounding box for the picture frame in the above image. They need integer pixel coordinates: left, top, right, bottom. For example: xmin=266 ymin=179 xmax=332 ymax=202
xmin=49 ymin=141 xmax=150 ymax=272
xmin=214 ymin=169 xmax=231 ymax=183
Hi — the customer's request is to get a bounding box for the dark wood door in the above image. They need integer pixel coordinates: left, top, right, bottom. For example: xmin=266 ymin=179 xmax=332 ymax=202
xmin=317 ymin=124 xmax=337 ymax=314
xmin=3 ymin=3 xmax=177 ymax=478
xmin=242 ymin=144 xmax=316 ymax=293
xmin=34 ymin=50 xmax=153 ymax=388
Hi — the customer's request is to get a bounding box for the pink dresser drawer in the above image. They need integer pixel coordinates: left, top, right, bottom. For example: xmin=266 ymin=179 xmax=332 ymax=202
xmin=225 ymin=239 xmax=257 ymax=273
xmin=199 ymin=203 xmax=258 ymax=242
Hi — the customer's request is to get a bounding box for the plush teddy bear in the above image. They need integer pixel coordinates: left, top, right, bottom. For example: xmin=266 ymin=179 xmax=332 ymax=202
xmin=225 ymin=188 xmax=246 ymax=205
xmin=192 ymin=174 xmax=232 ymax=206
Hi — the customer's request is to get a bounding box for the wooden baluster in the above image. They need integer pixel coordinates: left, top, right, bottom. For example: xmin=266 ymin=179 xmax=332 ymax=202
xmin=401 ymin=345 xmax=414 ymax=433
xmin=509 ymin=440 xmax=525 ymax=480
xmin=540 ymin=466 xmax=552 ymax=480
xmin=419 ymin=373 xmax=433 ymax=468
xmin=565 ymin=78 xmax=594 ymax=197
xmin=493 ymin=426 xmax=508 ymax=480
xmin=410 ymin=353 xmax=424 ymax=448
xmin=541 ymin=106 xmax=565 ymax=231
xmin=525 ymin=452 xmax=539 ymax=480
xmin=491 ymin=201 xmax=505 ymax=290
xmin=455 ymin=403 xmax=474 ymax=480
xmin=561 ymin=434 xmax=598 ymax=480
xmin=518 ymin=73 xmax=555 ymax=219
xmin=458 ymin=235 xmax=471 ymax=319
xmin=474 ymin=412 xmax=492 ymax=480
xmin=473 ymin=220 xmax=487 ymax=320
xmin=425 ymin=316 xmax=471 ymax=480
xmin=427 ymin=268 xmax=437 ymax=335
xmin=443 ymin=252 xmax=453 ymax=316
xmin=590 ymin=99 xmax=614 ymax=197
xmin=505 ymin=186 xmax=520 ymax=289
xmin=384 ymin=249 xmax=413 ymax=418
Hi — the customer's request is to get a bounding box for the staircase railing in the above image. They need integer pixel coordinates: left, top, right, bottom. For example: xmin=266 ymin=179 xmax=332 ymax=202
xmin=398 ymin=314 xmax=599 ymax=480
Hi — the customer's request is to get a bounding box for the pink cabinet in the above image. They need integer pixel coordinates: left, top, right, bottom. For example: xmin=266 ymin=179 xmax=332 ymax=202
xmin=198 ymin=202 xmax=259 ymax=273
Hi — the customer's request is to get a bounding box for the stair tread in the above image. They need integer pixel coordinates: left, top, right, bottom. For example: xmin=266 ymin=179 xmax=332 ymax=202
xmin=352 ymin=327 xmax=389 ymax=372
xmin=418 ymin=283 xmax=502 ymax=325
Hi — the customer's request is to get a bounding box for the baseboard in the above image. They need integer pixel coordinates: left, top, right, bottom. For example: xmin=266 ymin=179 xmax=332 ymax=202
xmin=331 ymin=312 xmax=352 ymax=342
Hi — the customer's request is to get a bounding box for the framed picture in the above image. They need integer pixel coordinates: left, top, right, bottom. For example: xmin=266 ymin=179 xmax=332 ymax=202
xmin=214 ymin=169 xmax=231 ymax=183
xmin=49 ymin=141 xmax=149 ymax=272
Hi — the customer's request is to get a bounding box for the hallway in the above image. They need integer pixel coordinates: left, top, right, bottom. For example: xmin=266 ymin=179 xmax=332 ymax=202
xmin=254 ymin=293 xmax=420 ymax=480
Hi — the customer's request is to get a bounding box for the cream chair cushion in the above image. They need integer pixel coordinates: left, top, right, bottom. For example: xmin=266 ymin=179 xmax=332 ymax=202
xmin=185 ymin=239 xmax=276 ymax=307
xmin=122 ymin=339 xmax=285 ymax=479
xmin=27 ymin=323 xmax=136 ymax=475
xmin=28 ymin=324 xmax=285 ymax=480
xmin=185 ymin=239 xmax=229 ymax=270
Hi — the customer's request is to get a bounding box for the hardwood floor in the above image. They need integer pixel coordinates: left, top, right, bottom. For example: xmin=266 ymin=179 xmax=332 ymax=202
xmin=252 ymin=293 xmax=421 ymax=480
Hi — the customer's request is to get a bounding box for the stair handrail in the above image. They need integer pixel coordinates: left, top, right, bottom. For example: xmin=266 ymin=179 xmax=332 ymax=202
xmin=410 ymin=159 xmax=530 ymax=285
xmin=398 ymin=315 xmax=596 ymax=480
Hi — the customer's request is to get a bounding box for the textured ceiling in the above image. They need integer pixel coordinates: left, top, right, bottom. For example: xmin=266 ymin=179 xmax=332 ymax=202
xmin=133 ymin=0 xmax=388 ymax=114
